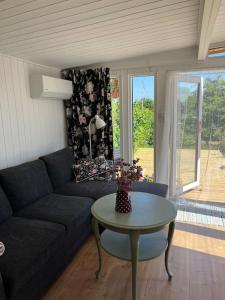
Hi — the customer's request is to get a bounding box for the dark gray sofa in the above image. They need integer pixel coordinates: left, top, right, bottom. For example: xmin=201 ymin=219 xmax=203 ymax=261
xmin=0 ymin=148 xmax=168 ymax=300
xmin=0 ymin=159 xmax=93 ymax=300
xmin=40 ymin=148 xmax=168 ymax=199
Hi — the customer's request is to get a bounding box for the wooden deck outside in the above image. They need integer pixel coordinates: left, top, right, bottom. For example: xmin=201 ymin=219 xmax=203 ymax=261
xmin=135 ymin=148 xmax=225 ymax=203
xmin=184 ymin=149 xmax=225 ymax=202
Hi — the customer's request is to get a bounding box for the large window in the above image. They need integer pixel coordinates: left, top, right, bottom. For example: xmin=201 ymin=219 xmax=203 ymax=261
xmin=131 ymin=75 xmax=155 ymax=179
xmin=110 ymin=77 xmax=121 ymax=159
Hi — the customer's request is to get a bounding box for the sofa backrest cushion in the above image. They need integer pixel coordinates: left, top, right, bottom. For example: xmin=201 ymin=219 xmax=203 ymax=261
xmin=0 ymin=185 xmax=12 ymax=223
xmin=0 ymin=160 xmax=53 ymax=212
xmin=40 ymin=148 xmax=74 ymax=189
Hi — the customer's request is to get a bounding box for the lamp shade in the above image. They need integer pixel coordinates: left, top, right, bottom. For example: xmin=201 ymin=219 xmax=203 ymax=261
xmin=95 ymin=115 xmax=106 ymax=129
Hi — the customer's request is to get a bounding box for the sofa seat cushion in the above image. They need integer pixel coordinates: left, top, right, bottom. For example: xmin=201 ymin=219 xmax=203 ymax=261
xmin=15 ymin=193 xmax=94 ymax=230
xmin=55 ymin=180 xmax=168 ymax=200
xmin=132 ymin=182 xmax=168 ymax=197
xmin=40 ymin=148 xmax=74 ymax=189
xmin=0 ymin=186 xmax=12 ymax=224
xmin=0 ymin=217 xmax=65 ymax=299
xmin=0 ymin=160 xmax=53 ymax=212
xmin=56 ymin=180 xmax=117 ymax=200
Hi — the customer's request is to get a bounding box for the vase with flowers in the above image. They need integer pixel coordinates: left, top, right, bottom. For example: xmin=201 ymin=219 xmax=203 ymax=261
xmin=114 ymin=159 xmax=143 ymax=213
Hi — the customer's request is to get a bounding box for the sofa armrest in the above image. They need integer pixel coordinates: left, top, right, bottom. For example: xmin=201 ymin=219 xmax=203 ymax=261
xmin=0 ymin=272 xmax=7 ymax=300
xmin=132 ymin=181 xmax=168 ymax=197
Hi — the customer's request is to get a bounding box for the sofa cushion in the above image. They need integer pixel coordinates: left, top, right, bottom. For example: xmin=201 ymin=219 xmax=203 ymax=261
xmin=0 ymin=216 xmax=65 ymax=299
xmin=40 ymin=148 xmax=74 ymax=189
xmin=15 ymin=193 xmax=94 ymax=230
xmin=132 ymin=181 xmax=168 ymax=197
xmin=55 ymin=180 xmax=168 ymax=200
xmin=0 ymin=185 xmax=12 ymax=224
xmin=0 ymin=160 xmax=53 ymax=212
xmin=16 ymin=216 xmax=92 ymax=300
xmin=56 ymin=180 xmax=118 ymax=200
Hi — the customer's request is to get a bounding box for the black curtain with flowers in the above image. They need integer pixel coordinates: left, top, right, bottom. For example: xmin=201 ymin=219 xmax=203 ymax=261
xmin=62 ymin=67 xmax=113 ymax=160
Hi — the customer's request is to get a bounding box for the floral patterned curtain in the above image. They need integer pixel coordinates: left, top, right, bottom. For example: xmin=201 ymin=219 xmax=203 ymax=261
xmin=62 ymin=67 xmax=113 ymax=160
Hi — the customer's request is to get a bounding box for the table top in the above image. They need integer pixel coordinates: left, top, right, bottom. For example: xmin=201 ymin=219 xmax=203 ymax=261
xmin=91 ymin=192 xmax=177 ymax=230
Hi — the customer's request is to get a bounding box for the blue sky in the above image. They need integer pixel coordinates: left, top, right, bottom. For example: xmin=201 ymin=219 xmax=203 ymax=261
xmin=132 ymin=76 xmax=154 ymax=101
xmin=187 ymin=71 xmax=225 ymax=80
xmin=132 ymin=71 xmax=225 ymax=101
xmin=208 ymin=52 xmax=225 ymax=57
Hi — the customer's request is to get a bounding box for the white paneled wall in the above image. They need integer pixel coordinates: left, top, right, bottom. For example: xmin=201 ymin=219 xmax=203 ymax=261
xmin=0 ymin=54 xmax=66 ymax=169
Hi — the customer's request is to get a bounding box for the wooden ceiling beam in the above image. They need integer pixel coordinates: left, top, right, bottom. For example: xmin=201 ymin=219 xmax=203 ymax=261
xmin=198 ymin=0 xmax=221 ymax=60
xmin=208 ymin=46 xmax=225 ymax=55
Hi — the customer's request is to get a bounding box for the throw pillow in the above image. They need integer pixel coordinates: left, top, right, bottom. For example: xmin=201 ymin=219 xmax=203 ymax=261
xmin=73 ymin=156 xmax=113 ymax=182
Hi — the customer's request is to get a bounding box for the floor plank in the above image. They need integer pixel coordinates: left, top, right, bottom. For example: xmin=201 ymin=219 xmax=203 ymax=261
xmin=43 ymin=222 xmax=225 ymax=300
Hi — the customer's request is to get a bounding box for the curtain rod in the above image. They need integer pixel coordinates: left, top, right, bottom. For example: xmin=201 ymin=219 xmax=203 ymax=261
xmin=61 ymin=66 xmax=80 ymax=72
xmin=61 ymin=64 xmax=108 ymax=72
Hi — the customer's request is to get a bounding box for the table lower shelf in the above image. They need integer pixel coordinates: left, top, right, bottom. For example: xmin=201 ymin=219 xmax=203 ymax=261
xmin=100 ymin=229 xmax=168 ymax=261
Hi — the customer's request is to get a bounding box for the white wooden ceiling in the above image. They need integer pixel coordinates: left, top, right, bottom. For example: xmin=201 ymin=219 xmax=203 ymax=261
xmin=0 ymin=0 xmax=223 ymax=69
xmin=211 ymin=0 xmax=225 ymax=44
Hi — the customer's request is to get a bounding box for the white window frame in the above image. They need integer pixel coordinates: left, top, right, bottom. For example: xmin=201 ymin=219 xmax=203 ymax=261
xmin=128 ymin=69 xmax=157 ymax=179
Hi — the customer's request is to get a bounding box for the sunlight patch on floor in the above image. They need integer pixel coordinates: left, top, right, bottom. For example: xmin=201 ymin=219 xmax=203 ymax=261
xmin=173 ymin=223 xmax=225 ymax=258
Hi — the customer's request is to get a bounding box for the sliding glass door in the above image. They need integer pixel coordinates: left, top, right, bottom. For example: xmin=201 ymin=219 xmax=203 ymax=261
xmin=172 ymin=75 xmax=203 ymax=195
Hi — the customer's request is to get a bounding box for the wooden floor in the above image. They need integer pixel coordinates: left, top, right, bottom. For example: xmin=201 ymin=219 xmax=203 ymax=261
xmin=43 ymin=222 xmax=225 ymax=300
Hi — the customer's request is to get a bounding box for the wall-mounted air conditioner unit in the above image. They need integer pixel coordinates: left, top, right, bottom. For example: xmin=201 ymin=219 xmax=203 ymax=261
xmin=30 ymin=74 xmax=73 ymax=100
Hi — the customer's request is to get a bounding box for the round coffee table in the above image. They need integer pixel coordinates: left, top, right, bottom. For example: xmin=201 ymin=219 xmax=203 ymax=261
xmin=91 ymin=192 xmax=177 ymax=300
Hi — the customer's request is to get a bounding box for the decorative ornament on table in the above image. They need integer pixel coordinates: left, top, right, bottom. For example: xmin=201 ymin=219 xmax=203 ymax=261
xmin=114 ymin=159 xmax=143 ymax=213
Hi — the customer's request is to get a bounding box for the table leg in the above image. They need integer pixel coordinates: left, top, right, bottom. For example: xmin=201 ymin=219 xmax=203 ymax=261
xmin=92 ymin=218 xmax=102 ymax=279
xmin=165 ymin=221 xmax=175 ymax=280
xmin=130 ymin=231 xmax=140 ymax=300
